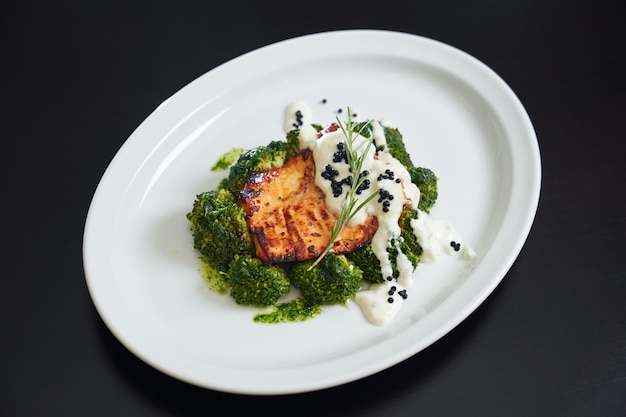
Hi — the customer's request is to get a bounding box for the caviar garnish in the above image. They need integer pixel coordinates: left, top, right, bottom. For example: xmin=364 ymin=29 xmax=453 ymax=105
xmin=355 ymin=178 xmax=371 ymax=195
xmin=377 ymin=169 xmax=396 ymax=181
xmin=321 ymin=164 xmax=339 ymax=180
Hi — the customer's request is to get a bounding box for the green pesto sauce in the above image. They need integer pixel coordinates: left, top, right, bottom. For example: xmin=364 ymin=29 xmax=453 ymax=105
xmin=211 ymin=148 xmax=245 ymax=172
xmin=199 ymin=257 xmax=229 ymax=295
xmin=254 ymin=298 xmax=322 ymax=324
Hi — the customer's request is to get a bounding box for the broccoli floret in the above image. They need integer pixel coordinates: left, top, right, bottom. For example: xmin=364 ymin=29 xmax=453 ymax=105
xmin=225 ymin=255 xmax=291 ymax=306
xmin=216 ymin=176 xmax=231 ymax=191
xmin=381 ymin=126 xmax=414 ymax=169
xmin=285 ymin=129 xmax=302 ymax=160
xmin=390 ymin=206 xmax=422 ymax=271
xmin=409 ymin=166 xmax=438 ymax=212
xmin=345 ymin=245 xmax=384 ymax=283
xmin=289 ymin=254 xmax=363 ymax=305
xmin=225 ymin=140 xmax=288 ymax=195
xmin=347 ymin=207 xmax=423 ymax=282
xmin=186 ymin=189 xmax=255 ymax=271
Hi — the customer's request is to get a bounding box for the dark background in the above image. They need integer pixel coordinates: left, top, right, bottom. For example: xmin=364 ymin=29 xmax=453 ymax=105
xmin=2 ymin=1 xmax=625 ymax=416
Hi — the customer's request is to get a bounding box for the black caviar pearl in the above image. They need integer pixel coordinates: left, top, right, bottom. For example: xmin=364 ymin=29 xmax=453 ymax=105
xmin=293 ymin=110 xmax=304 ymax=127
xmin=378 ymin=188 xmax=394 ymax=207
xmin=331 ymin=182 xmax=344 ymax=197
xmin=333 ymin=150 xmax=348 ymax=164
xmin=387 ymin=297 xmax=394 ymax=303
xmin=386 ymin=276 xmax=393 ymax=281
xmin=321 ymin=164 xmax=339 ymax=180
xmin=378 ymin=189 xmax=388 ymax=202
xmin=377 ymin=169 xmax=396 ymax=181
xmin=356 ymin=179 xmax=371 ymax=195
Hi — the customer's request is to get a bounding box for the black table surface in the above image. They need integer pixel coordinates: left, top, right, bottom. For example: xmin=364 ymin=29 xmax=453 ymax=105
xmin=3 ymin=1 xmax=625 ymax=416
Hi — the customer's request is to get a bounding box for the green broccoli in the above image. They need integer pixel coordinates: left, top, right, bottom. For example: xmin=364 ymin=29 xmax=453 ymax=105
xmin=409 ymin=166 xmax=438 ymax=212
xmin=224 ymin=140 xmax=289 ymax=195
xmin=344 ymin=245 xmax=384 ymax=283
xmin=285 ymin=129 xmax=302 ymax=160
xmin=186 ymin=189 xmax=255 ymax=271
xmin=390 ymin=206 xmax=422 ymax=271
xmin=380 ymin=126 xmax=415 ymax=169
xmin=289 ymin=254 xmax=363 ymax=305
xmin=347 ymin=207 xmax=422 ymax=283
xmin=225 ymin=255 xmax=291 ymax=306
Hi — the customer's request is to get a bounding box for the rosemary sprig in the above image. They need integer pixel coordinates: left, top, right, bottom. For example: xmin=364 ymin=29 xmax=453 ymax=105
xmin=308 ymin=109 xmax=380 ymax=270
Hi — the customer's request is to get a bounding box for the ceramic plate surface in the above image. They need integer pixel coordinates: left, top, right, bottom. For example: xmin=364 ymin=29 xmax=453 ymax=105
xmin=83 ymin=30 xmax=540 ymax=395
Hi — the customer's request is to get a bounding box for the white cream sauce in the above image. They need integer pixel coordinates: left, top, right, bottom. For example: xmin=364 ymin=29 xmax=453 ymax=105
xmin=284 ymin=102 xmax=478 ymax=325
xmin=284 ymin=100 xmax=312 ymax=133
xmin=410 ymin=209 xmax=479 ymax=265
xmin=352 ymin=280 xmax=405 ymax=326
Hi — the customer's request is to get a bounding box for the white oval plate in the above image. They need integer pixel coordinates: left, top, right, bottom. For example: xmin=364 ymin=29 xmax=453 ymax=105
xmin=83 ymin=30 xmax=540 ymax=395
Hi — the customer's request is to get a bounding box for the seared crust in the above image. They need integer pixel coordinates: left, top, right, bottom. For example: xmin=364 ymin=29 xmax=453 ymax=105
xmin=239 ymin=149 xmax=378 ymax=263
